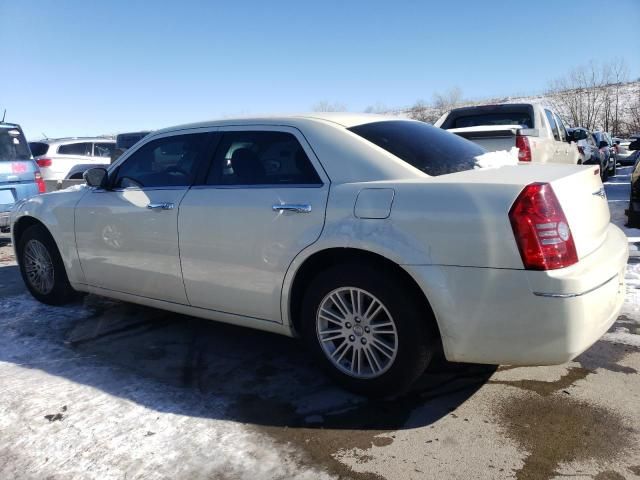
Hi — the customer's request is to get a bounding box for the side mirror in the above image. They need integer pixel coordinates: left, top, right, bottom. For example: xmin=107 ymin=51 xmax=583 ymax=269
xmin=573 ymin=130 xmax=588 ymax=141
xmin=599 ymin=141 xmax=609 ymax=149
xmin=629 ymin=139 xmax=640 ymax=151
xmin=83 ymin=167 xmax=108 ymax=188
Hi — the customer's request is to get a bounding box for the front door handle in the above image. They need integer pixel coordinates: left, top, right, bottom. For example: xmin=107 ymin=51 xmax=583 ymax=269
xmin=272 ymin=203 xmax=312 ymax=213
xmin=147 ymin=202 xmax=175 ymax=210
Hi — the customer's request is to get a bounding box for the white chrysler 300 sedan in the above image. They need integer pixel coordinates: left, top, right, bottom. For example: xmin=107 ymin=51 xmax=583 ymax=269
xmin=11 ymin=114 xmax=627 ymax=396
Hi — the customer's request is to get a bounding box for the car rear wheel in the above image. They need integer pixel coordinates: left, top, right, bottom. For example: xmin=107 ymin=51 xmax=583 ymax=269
xmin=17 ymin=224 xmax=80 ymax=305
xmin=301 ymin=263 xmax=435 ymax=397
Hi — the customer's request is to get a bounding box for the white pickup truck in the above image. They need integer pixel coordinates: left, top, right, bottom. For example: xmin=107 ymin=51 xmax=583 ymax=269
xmin=435 ymin=103 xmax=580 ymax=165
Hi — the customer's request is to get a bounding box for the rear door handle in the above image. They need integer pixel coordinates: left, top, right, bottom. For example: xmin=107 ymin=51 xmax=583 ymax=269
xmin=272 ymin=203 xmax=312 ymax=213
xmin=147 ymin=202 xmax=174 ymax=210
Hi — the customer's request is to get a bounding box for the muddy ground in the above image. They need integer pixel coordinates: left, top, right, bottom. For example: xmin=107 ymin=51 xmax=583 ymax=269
xmin=0 ymin=167 xmax=638 ymax=480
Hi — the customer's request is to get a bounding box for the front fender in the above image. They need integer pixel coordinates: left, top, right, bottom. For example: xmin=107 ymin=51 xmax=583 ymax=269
xmin=11 ymin=187 xmax=89 ymax=285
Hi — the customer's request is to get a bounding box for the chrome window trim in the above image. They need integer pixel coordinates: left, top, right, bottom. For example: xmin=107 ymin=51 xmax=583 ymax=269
xmin=92 ymin=186 xmax=188 ymax=193
xmin=190 ymin=183 xmax=324 ymax=190
xmin=533 ymin=273 xmax=619 ymax=298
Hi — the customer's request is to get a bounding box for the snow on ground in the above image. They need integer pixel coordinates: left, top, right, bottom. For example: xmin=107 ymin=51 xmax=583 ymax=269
xmin=0 ymin=292 xmax=334 ymax=480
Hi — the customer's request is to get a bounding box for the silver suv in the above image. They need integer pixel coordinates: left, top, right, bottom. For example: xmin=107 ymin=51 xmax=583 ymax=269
xmin=29 ymin=137 xmax=116 ymax=181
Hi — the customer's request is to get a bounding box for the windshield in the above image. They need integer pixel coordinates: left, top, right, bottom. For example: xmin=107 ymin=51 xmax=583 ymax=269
xmin=0 ymin=126 xmax=31 ymax=161
xmin=349 ymin=120 xmax=486 ymax=176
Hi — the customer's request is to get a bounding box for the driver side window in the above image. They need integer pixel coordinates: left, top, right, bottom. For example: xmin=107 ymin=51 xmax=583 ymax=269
xmin=113 ymin=133 xmax=209 ymax=188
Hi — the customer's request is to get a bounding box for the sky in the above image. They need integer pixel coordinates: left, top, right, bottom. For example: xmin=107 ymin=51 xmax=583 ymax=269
xmin=1 ymin=0 xmax=639 ymax=139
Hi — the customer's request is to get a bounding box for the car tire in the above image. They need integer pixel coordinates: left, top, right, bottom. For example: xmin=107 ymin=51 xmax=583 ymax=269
xmin=17 ymin=224 xmax=80 ymax=305
xmin=301 ymin=263 xmax=435 ymax=398
xmin=610 ymin=160 xmax=617 ymax=177
xmin=601 ymin=161 xmax=609 ymax=182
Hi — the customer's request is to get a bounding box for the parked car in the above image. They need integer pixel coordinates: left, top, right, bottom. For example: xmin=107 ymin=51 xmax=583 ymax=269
xmin=592 ymin=131 xmax=616 ymax=179
xmin=435 ymin=103 xmax=580 ymax=165
xmin=0 ymin=122 xmax=45 ymax=232
xmin=29 ymin=137 xmax=116 ymax=181
xmin=626 ymin=138 xmax=640 ymax=228
xmin=110 ymin=131 xmax=151 ymax=163
xmin=567 ymin=127 xmax=604 ymax=170
xmin=11 ymin=114 xmax=627 ymax=397
xmin=616 ymin=136 xmax=638 ymax=165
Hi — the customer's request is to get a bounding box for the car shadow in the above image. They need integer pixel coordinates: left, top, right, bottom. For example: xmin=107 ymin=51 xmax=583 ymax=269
xmin=0 ymin=273 xmax=495 ymax=433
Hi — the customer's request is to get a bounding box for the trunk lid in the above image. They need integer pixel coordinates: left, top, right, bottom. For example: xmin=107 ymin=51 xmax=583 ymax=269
xmin=447 ymin=125 xmax=540 ymax=154
xmin=435 ymin=163 xmax=610 ymax=260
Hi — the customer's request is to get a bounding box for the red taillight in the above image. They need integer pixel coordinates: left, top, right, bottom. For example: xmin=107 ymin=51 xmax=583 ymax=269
xmin=36 ymin=157 xmax=52 ymax=168
xmin=34 ymin=171 xmax=46 ymax=193
xmin=509 ymin=183 xmax=578 ymax=270
xmin=515 ymin=134 xmax=532 ymax=162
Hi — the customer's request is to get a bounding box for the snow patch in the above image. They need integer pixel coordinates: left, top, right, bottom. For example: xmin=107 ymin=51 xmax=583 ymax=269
xmin=474 ymin=147 xmax=519 ymax=169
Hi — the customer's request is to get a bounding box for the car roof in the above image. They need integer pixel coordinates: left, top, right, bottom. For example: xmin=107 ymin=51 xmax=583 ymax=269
xmin=151 ymin=112 xmax=407 ymax=136
xmin=33 ymin=137 xmax=115 ymax=144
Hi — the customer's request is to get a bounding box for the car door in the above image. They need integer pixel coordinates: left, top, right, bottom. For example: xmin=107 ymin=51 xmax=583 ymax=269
xmin=554 ymin=113 xmax=576 ymax=164
xmin=54 ymin=142 xmax=93 ymax=178
xmin=75 ymin=131 xmax=213 ymax=303
xmin=179 ymin=126 xmax=330 ymax=323
xmin=543 ymin=109 xmax=564 ymax=163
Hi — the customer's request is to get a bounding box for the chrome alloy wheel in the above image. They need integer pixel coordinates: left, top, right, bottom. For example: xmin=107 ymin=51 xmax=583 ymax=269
xmin=23 ymin=239 xmax=55 ymax=295
xmin=316 ymin=287 xmax=398 ymax=379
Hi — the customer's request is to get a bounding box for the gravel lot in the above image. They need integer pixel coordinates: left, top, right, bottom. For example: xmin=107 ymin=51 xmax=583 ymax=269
xmin=0 ymin=167 xmax=639 ymax=480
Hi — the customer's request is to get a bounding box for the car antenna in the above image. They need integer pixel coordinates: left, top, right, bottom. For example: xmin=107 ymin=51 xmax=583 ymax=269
xmin=41 ymin=132 xmax=48 ymax=139
xmin=1 ymin=109 xmax=5 ymax=123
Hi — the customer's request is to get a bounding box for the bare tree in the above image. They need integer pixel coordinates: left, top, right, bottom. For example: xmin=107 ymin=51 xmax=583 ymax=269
xmin=546 ymin=60 xmax=629 ymax=133
xmin=406 ymin=99 xmax=433 ymax=122
xmin=432 ymin=86 xmax=463 ymax=119
xmin=363 ymin=102 xmax=389 ymax=114
xmin=405 ymin=87 xmax=464 ymax=124
xmin=312 ymin=101 xmax=347 ymax=112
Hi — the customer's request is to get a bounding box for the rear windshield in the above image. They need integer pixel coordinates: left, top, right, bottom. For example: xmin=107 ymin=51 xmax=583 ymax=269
xmin=450 ymin=112 xmax=533 ymax=129
xmin=29 ymin=142 xmax=49 ymax=157
xmin=349 ymin=120 xmax=486 ymax=176
xmin=439 ymin=105 xmax=535 ymax=129
xmin=117 ymin=132 xmax=150 ymax=150
xmin=0 ymin=126 xmax=31 ymax=161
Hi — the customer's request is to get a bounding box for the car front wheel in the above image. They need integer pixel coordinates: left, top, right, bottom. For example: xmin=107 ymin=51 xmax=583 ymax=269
xmin=301 ymin=263 xmax=435 ymax=397
xmin=17 ymin=224 xmax=80 ymax=305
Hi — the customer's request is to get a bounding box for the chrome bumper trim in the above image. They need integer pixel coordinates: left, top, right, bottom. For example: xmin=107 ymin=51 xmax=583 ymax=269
xmin=533 ymin=273 xmax=619 ymax=298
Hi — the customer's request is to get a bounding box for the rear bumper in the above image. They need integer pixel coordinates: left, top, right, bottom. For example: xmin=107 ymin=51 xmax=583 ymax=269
xmin=406 ymin=223 xmax=628 ymax=365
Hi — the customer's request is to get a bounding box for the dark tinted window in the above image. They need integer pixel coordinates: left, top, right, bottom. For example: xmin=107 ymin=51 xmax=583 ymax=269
xmin=206 ymin=131 xmax=321 ymax=185
xmin=451 ymin=112 xmax=533 ymax=128
xmin=93 ymin=142 xmax=115 ymax=158
xmin=29 ymin=142 xmax=49 ymax=157
xmin=116 ymin=132 xmax=151 ymax=150
xmin=113 ymin=133 xmax=209 ymax=188
xmin=58 ymin=142 xmax=92 ymax=155
xmin=0 ymin=126 xmax=31 ymax=161
xmin=349 ymin=121 xmax=485 ymax=176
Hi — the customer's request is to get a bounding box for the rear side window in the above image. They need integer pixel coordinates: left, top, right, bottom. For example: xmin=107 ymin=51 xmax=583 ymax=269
xmin=93 ymin=142 xmax=115 ymax=158
xmin=29 ymin=142 xmax=49 ymax=157
xmin=349 ymin=121 xmax=485 ymax=176
xmin=113 ymin=133 xmax=210 ymax=188
xmin=0 ymin=127 xmax=31 ymax=161
xmin=58 ymin=142 xmax=92 ymax=156
xmin=544 ymin=110 xmax=561 ymax=141
xmin=206 ymin=131 xmax=322 ymax=186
